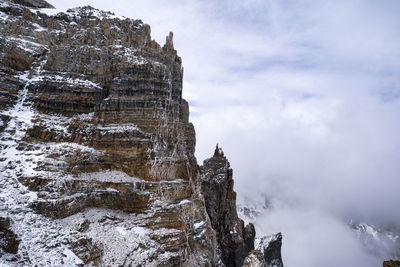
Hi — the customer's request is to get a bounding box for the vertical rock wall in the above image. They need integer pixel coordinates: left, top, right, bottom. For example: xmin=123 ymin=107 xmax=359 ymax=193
xmin=0 ymin=1 xmax=217 ymax=265
xmin=0 ymin=0 xmax=283 ymax=266
xmin=200 ymin=145 xmax=256 ymax=266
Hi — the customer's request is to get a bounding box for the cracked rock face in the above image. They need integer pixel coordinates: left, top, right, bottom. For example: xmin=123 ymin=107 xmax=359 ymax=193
xmin=0 ymin=1 xmax=216 ymax=265
xmin=242 ymin=250 xmax=265 ymax=267
xmin=200 ymin=145 xmax=256 ymax=267
xmin=0 ymin=0 xmax=283 ymax=266
xmin=257 ymin=233 xmax=284 ymax=267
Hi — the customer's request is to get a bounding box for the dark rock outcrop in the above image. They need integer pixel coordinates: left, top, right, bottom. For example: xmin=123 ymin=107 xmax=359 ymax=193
xmin=11 ymin=0 xmax=54 ymax=9
xmin=384 ymin=260 xmax=400 ymax=267
xmin=0 ymin=217 xmax=20 ymax=254
xmin=0 ymin=1 xmax=283 ymax=265
xmin=200 ymin=145 xmax=256 ymax=266
xmin=257 ymin=233 xmax=284 ymax=267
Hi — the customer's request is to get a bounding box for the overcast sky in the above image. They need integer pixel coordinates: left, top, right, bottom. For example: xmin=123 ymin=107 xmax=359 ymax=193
xmin=47 ymin=1 xmax=400 ymax=266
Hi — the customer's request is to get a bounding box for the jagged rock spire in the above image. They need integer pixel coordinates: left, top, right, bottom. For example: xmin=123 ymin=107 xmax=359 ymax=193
xmin=162 ymin=31 xmax=174 ymax=52
xmin=257 ymin=233 xmax=284 ymax=267
xmin=162 ymin=31 xmax=180 ymax=61
xmin=201 ymin=146 xmax=255 ymax=266
xmin=213 ymin=143 xmax=225 ymax=158
xmin=166 ymin=32 xmax=174 ymax=49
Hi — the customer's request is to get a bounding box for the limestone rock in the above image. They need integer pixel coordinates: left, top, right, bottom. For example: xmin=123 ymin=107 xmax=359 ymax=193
xmin=0 ymin=1 xmax=218 ymax=265
xmin=0 ymin=1 xmax=281 ymax=266
xmin=243 ymin=250 xmax=266 ymax=267
xmin=200 ymin=145 xmax=256 ymax=266
xmin=2 ymin=45 xmax=34 ymax=71
xmin=256 ymin=233 xmax=284 ymax=267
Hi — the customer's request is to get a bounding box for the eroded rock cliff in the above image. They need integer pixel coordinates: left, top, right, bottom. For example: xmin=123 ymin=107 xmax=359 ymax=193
xmin=0 ymin=0 xmax=283 ymax=266
xmin=200 ymin=145 xmax=256 ymax=266
xmin=0 ymin=1 xmax=215 ymax=265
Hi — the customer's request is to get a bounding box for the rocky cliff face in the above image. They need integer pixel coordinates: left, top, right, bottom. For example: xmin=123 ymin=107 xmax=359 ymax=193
xmin=256 ymin=233 xmax=284 ymax=267
xmin=200 ymin=145 xmax=256 ymax=266
xmin=0 ymin=0 xmax=282 ymax=266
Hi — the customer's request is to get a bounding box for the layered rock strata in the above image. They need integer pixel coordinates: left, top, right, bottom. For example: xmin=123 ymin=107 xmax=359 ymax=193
xmin=200 ymin=146 xmax=284 ymax=267
xmin=0 ymin=0 xmax=283 ymax=266
xmin=200 ymin=145 xmax=256 ymax=266
xmin=0 ymin=1 xmax=215 ymax=265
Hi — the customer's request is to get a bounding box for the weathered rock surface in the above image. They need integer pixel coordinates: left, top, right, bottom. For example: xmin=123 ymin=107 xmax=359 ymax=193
xmin=0 ymin=1 xmax=215 ymax=265
xmin=0 ymin=0 xmax=283 ymax=266
xmin=10 ymin=0 xmax=54 ymax=9
xmin=384 ymin=260 xmax=400 ymax=267
xmin=243 ymin=250 xmax=266 ymax=267
xmin=200 ymin=145 xmax=256 ymax=266
xmin=256 ymin=233 xmax=284 ymax=267
xmin=2 ymin=45 xmax=34 ymax=71
xmin=0 ymin=217 xmax=20 ymax=254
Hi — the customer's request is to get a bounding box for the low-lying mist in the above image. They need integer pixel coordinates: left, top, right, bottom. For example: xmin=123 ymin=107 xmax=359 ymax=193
xmin=194 ymin=89 xmax=400 ymax=266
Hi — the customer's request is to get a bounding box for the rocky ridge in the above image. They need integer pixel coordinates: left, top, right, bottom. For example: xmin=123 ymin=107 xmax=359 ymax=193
xmin=0 ymin=0 xmax=283 ymax=266
xmin=200 ymin=145 xmax=255 ymax=266
xmin=350 ymin=222 xmax=400 ymax=267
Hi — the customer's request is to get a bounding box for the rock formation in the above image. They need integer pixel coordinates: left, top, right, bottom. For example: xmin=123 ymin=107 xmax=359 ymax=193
xmin=384 ymin=261 xmax=400 ymax=267
xmin=200 ymin=145 xmax=256 ymax=266
xmin=0 ymin=217 xmax=20 ymax=255
xmin=242 ymin=250 xmax=265 ymax=267
xmin=0 ymin=0 xmax=283 ymax=266
xmin=10 ymin=0 xmax=53 ymax=8
xmin=199 ymin=145 xmax=284 ymax=267
xmin=256 ymin=233 xmax=284 ymax=267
